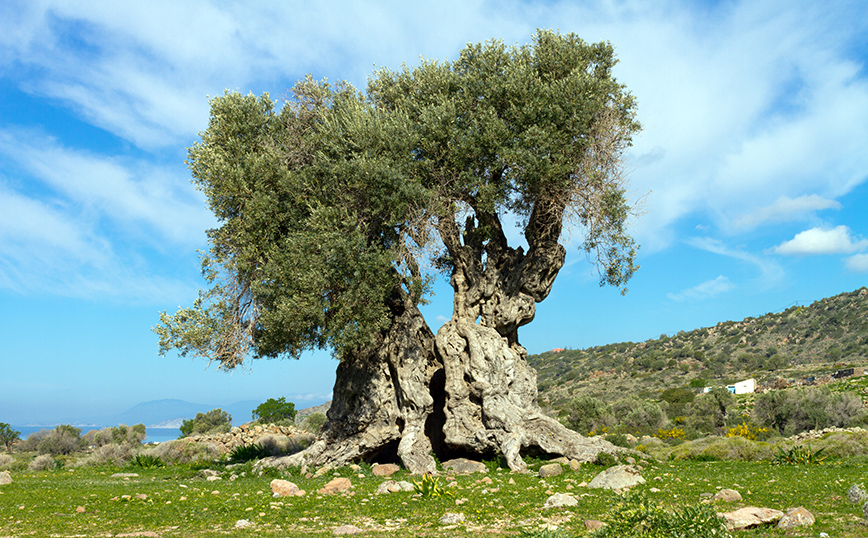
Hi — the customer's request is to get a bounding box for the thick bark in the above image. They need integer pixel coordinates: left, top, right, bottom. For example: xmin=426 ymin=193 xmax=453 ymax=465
xmin=262 ymin=297 xmax=441 ymax=474
xmin=261 ymin=205 xmax=618 ymax=473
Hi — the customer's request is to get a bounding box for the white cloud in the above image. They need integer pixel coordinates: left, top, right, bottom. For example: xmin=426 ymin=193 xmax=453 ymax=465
xmin=688 ymin=237 xmax=784 ymax=284
xmin=734 ymin=195 xmax=841 ymax=229
xmin=668 ymin=275 xmax=734 ymax=302
xmin=773 ymin=226 xmax=868 ymax=255
xmin=845 ymin=254 xmax=868 ymax=273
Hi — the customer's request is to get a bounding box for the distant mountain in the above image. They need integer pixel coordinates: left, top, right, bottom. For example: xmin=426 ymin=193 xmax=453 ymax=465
xmin=103 ymin=398 xmax=261 ymax=428
xmin=529 ymin=286 xmax=868 ymax=407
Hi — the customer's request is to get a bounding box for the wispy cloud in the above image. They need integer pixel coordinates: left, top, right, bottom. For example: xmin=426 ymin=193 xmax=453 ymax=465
xmin=688 ymin=237 xmax=784 ymax=284
xmin=845 ymin=254 xmax=868 ymax=273
xmin=773 ymin=226 xmax=868 ymax=255
xmin=733 ymin=195 xmax=841 ymax=230
xmin=668 ymin=275 xmax=734 ymax=302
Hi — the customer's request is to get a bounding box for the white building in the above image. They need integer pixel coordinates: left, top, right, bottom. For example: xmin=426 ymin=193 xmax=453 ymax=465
xmin=702 ymin=378 xmax=756 ymax=395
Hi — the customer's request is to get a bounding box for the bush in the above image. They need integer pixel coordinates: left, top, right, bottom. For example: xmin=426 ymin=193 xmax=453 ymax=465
xmin=301 ymin=412 xmax=327 ymax=434
xmin=0 ymin=423 xmax=20 ymax=452
xmin=686 ymin=388 xmax=735 ymax=434
xmin=179 ymin=409 xmax=232 ymax=438
xmin=37 ymin=425 xmax=85 ymax=455
xmin=561 ymin=396 xmax=615 ymax=435
xmin=668 ymin=436 xmax=772 ymax=462
xmin=0 ymin=453 xmax=13 ymax=469
xmin=147 ymin=440 xmax=222 ymax=465
xmin=252 ymin=397 xmax=296 ymax=424
xmin=754 ymin=387 xmax=867 ymax=436
xmin=590 ymin=491 xmax=731 ymax=538
xmin=29 ymin=454 xmax=57 ymax=471
xmin=84 ymin=424 xmax=146 ymax=447
xmin=76 ymin=443 xmax=140 ymax=467
xmin=19 ymin=428 xmax=49 ymax=452
xmin=620 ymin=400 xmax=668 ymax=436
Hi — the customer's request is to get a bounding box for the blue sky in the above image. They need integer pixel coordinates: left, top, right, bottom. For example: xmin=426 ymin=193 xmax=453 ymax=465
xmin=1 ymin=1 xmax=867 ymax=425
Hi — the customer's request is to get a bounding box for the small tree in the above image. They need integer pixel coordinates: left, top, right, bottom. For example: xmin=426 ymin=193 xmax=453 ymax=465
xmin=301 ymin=412 xmax=327 ymax=434
xmin=38 ymin=425 xmax=85 ymax=455
xmin=561 ymin=396 xmax=615 ymax=434
xmin=687 ymin=387 xmax=736 ymax=434
xmin=0 ymin=423 xmax=20 ymax=453
xmin=179 ymin=409 xmax=232 ymax=438
xmin=252 ymin=397 xmax=296 ymax=424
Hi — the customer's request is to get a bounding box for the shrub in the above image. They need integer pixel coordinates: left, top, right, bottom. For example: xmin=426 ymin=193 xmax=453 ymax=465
xmin=0 ymin=453 xmax=13 ymax=469
xmin=772 ymin=444 xmax=826 ymax=465
xmin=686 ymin=388 xmax=735 ymax=434
xmin=668 ymin=436 xmax=772 ymax=462
xmin=258 ymin=433 xmax=313 ymax=456
xmin=227 ymin=443 xmax=270 ymax=463
xmin=38 ymin=425 xmax=85 ymax=455
xmin=620 ymin=400 xmax=668 ymax=436
xmin=84 ymin=424 xmax=146 ymax=447
xmin=252 ymin=397 xmax=296 ymax=424
xmin=19 ymin=429 xmax=49 ymax=452
xmin=148 ymin=440 xmax=222 ymax=465
xmin=810 ymin=430 xmax=868 ymax=458
xmin=0 ymin=423 xmax=20 ymax=452
xmin=179 ymin=409 xmax=232 ymax=438
xmin=590 ymin=491 xmax=731 ymax=538
xmin=725 ymin=420 xmax=768 ymax=441
xmin=29 ymin=454 xmax=57 ymax=471
xmin=561 ymin=396 xmax=615 ymax=435
xmin=77 ymin=443 xmax=139 ymax=467
xmin=301 ymin=412 xmax=326 ymax=434
xmin=130 ymin=454 xmax=164 ymax=469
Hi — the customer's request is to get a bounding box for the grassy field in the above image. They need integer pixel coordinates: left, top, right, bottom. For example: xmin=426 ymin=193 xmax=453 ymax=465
xmin=2 ymin=454 xmax=867 ymax=537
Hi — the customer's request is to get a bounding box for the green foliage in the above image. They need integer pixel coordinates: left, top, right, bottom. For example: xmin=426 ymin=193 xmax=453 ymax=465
xmin=227 ymin=443 xmax=270 ymax=463
xmin=593 ymin=451 xmax=619 ymax=467
xmin=561 ymin=395 xmax=614 ymax=434
xmin=252 ymin=397 xmax=296 ymax=424
xmin=0 ymin=423 xmax=20 ymax=452
xmin=301 ymin=412 xmax=327 ymax=434
xmin=754 ymin=386 xmax=866 ymax=436
xmin=179 ymin=408 xmax=232 ymax=438
xmin=686 ymin=388 xmax=735 ymax=434
xmin=37 ymin=425 xmax=85 ymax=456
xmin=412 ymin=474 xmax=451 ymax=498
xmin=130 ymin=454 xmax=165 ymax=469
xmin=772 ymin=444 xmax=826 ymax=465
xmin=85 ymin=424 xmax=146 ymax=447
xmin=590 ymin=491 xmax=731 ymax=538
xmin=156 ymin=30 xmax=641 ymax=369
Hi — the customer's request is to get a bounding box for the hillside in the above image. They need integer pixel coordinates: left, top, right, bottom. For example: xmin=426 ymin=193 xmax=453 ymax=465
xmin=530 ymin=286 xmax=868 ymax=408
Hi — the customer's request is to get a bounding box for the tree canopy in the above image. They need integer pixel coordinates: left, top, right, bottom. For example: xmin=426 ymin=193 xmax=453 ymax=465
xmin=155 ymin=29 xmax=640 ymax=371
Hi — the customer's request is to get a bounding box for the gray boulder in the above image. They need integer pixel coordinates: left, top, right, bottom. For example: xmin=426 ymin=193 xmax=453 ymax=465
xmin=442 ymin=458 xmax=487 ymax=474
xmin=776 ymin=507 xmax=815 ymax=529
xmin=539 ymin=463 xmax=563 ymax=478
xmin=849 ymin=483 xmax=868 ymax=504
xmin=588 ymin=465 xmax=645 ymax=490
xmin=543 ymin=493 xmax=578 ymax=509
xmin=719 ymin=507 xmax=784 ymax=531
xmin=0 ymin=471 xmax=11 ymax=485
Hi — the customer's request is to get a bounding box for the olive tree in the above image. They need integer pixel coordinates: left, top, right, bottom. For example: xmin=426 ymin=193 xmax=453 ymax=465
xmin=155 ymin=31 xmax=640 ymax=472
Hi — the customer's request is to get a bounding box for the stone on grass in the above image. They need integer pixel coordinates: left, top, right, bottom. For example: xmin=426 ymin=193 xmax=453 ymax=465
xmin=75 ymin=506 xmax=86 ymax=513
xmin=584 ymin=520 xmax=604 ymax=530
xmin=713 ymin=488 xmax=742 ymax=502
xmin=439 ymin=512 xmax=465 ymax=525
xmin=333 ymin=524 xmax=363 ymax=535
xmin=863 ymin=501 xmax=868 ymax=520
xmin=319 ymin=477 xmax=352 ymax=495
xmin=719 ymin=507 xmax=784 ymax=531
xmin=588 ymin=465 xmax=645 ymax=490
xmin=111 ymin=473 xmax=139 ymax=478
xmin=376 ymin=480 xmax=415 ymax=495
xmin=235 ymin=519 xmax=253 ymax=528
xmin=569 ymin=460 xmax=581 ymax=472
xmin=0 ymin=471 xmax=12 ymax=485
xmin=442 ymin=458 xmax=487 ymax=474
xmin=543 ymin=493 xmax=578 ymax=509
xmin=776 ymin=507 xmax=815 ymax=529
xmin=372 ymin=463 xmax=400 ymax=477
xmin=271 ymin=479 xmax=305 ymax=497
xmin=539 ymin=463 xmax=562 ymax=478
xmin=849 ymin=484 xmax=868 ymax=504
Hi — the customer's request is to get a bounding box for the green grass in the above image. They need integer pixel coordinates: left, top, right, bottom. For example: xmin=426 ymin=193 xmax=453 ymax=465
xmin=1 ymin=457 xmax=867 ymax=537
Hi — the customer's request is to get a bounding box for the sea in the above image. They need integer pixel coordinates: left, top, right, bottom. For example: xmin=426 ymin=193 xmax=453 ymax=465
xmin=12 ymin=425 xmax=181 ymax=444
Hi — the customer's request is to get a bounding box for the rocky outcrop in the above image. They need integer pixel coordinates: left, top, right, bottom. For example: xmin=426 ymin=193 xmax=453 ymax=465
xmin=176 ymin=423 xmax=311 ymax=455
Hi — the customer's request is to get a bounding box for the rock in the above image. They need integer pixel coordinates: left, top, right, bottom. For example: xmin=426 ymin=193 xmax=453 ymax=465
xmin=372 ymin=463 xmax=400 ymax=477
xmin=849 ymin=484 xmax=868 ymax=504
xmin=75 ymin=506 xmax=86 ymax=513
xmin=235 ymin=519 xmax=252 ymax=528
xmin=438 ymin=512 xmax=465 ymax=524
xmin=719 ymin=507 xmax=784 ymax=531
xmin=776 ymin=507 xmax=815 ymax=528
xmin=625 ymin=457 xmax=636 ymax=465
xmin=569 ymin=460 xmax=581 ymax=472
xmin=539 ymin=463 xmax=563 ymax=478
xmin=0 ymin=471 xmax=12 ymax=485
xmin=333 ymin=524 xmax=363 ymax=535
xmin=543 ymin=493 xmax=579 ymax=509
xmin=713 ymin=488 xmax=742 ymax=502
xmin=319 ymin=477 xmax=352 ymax=495
xmin=111 ymin=473 xmax=139 ymax=478
xmin=442 ymin=458 xmax=487 ymax=474
xmin=314 ymin=465 xmax=333 ymax=478
xmin=588 ymin=465 xmax=645 ymax=490
xmin=584 ymin=520 xmax=604 ymax=530
xmin=549 ymin=457 xmax=571 ymax=465
xmin=863 ymin=501 xmax=868 ymax=520
xmin=271 ymin=479 xmax=305 ymax=497
xmin=376 ymin=480 xmax=415 ymax=494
